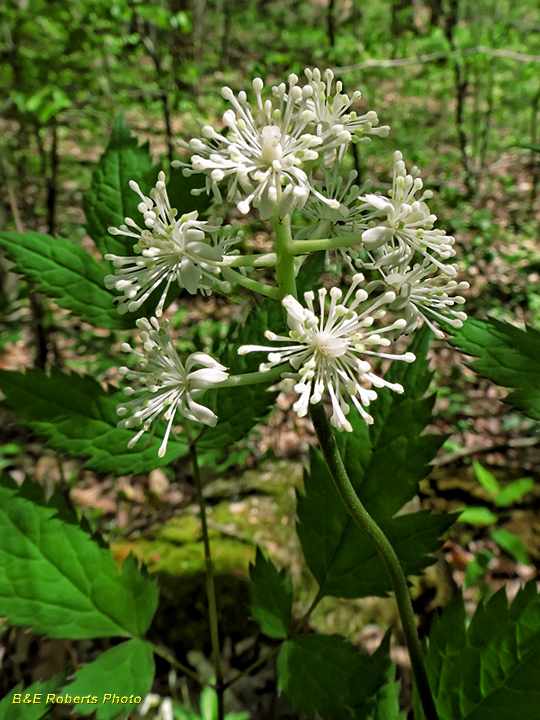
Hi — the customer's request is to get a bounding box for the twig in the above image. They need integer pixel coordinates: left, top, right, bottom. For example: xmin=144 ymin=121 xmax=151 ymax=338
xmin=431 ymin=436 xmax=539 ymax=467
xmin=336 ymin=45 xmax=540 ymax=74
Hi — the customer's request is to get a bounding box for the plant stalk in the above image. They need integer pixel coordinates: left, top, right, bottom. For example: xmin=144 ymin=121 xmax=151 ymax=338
xmin=188 ymin=433 xmax=224 ymax=720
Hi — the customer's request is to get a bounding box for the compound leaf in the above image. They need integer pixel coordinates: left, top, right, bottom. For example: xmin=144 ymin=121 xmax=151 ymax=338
xmin=0 ymin=476 xmax=158 ymax=639
xmin=64 ymin=639 xmax=154 ymax=719
xmin=0 ymin=368 xmax=188 ymax=475
xmin=0 ymin=231 xmax=130 ymax=329
xmin=249 ymin=548 xmax=293 ymax=639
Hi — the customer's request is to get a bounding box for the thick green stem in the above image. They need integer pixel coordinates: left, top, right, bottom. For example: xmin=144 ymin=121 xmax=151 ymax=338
xmin=188 ymin=433 xmax=224 ymax=720
xmin=272 ymin=213 xmax=438 ymax=720
xmin=271 ymin=212 xmax=298 ymax=299
xmin=308 ymin=402 xmax=439 ymax=720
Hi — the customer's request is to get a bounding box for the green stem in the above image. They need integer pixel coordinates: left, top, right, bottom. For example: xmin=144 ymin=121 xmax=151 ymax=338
xmin=308 ymin=401 xmax=439 ymax=720
xmin=293 ymin=587 xmax=324 ymax=633
xmin=289 ymin=233 xmax=363 ymax=256
xmin=222 ymin=645 xmax=281 ymax=691
xmin=271 ymin=211 xmax=298 ymax=299
xmin=187 ymin=430 xmax=224 ymax=720
xmin=219 ymin=365 xmax=285 ymax=388
xmin=149 ymin=642 xmax=207 ymax=687
xmin=221 ymin=266 xmax=280 ymax=300
xmin=223 ymin=252 xmax=277 ymax=268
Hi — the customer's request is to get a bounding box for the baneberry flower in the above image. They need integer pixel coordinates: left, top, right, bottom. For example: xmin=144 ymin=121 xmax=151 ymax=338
xmin=177 ymin=74 xmax=341 ymax=219
xmin=303 ymin=68 xmax=390 ymax=166
xmin=360 ymin=151 xmax=456 ymax=274
xmin=117 ymin=317 xmax=229 ymax=457
xmin=239 ymin=274 xmax=415 ymax=431
xmin=105 ymin=173 xmax=240 ymax=316
xmin=373 ymin=261 xmax=469 ymax=338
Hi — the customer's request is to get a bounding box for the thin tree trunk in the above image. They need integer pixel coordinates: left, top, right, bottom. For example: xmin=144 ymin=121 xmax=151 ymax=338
xmin=47 ymin=124 xmax=59 ymax=237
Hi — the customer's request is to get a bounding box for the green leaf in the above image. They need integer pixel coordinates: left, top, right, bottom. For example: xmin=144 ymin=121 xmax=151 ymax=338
xmin=0 ymin=476 xmax=158 ymax=638
xmin=0 ymin=673 xmax=64 ymax=720
xmin=426 ymin=582 xmax=540 ymax=720
xmin=0 ymin=368 xmax=188 ymax=475
xmin=278 ymin=634 xmax=393 ymax=720
xmin=84 ymin=113 xmax=158 ymax=258
xmin=491 ymin=528 xmax=530 ymax=565
xmin=472 ymin=461 xmax=499 ymax=496
xmin=297 ymin=326 xmax=452 ymax=598
xmin=64 ymin=639 xmax=154 ymax=719
xmin=200 ymin=686 xmax=218 ymax=720
xmin=494 ymin=477 xmax=534 ymax=507
xmin=0 ymin=231 xmax=130 ymax=329
xmin=458 ymin=507 xmax=498 ymax=525
xmin=353 ymin=650 xmax=405 ymax=720
xmin=196 ymin=299 xmax=280 ymax=453
xmin=197 ymin=382 xmax=278 ymax=453
xmin=450 ymin=318 xmax=540 ymax=420
xmin=464 ymin=549 xmax=493 ymax=588
xmin=249 ymin=548 xmax=293 ymax=639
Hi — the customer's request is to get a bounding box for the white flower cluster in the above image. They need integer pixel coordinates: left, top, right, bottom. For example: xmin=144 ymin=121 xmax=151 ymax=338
xmin=117 ymin=318 xmax=228 ymax=457
xmin=239 ymin=274 xmax=414 ymax=431
xmin=105 ymin=172 xmax=242 ymax=316
xmin=105 ymin=68 xmax=468 ymax=449
xmin=175 ymin=68 xmax=387 ymax=220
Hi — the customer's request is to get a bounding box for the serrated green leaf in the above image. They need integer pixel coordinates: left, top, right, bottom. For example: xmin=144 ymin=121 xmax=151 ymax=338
xmin=0 ymin=673 xmax=64 ymax=720
xmin=426 ymin=582 xmax=540 ymax=720
xmin=353 ymin=641 xmax=405 ymax=720
xmin=197 ymin=382 xmax=278 ymax=452
xmin=278 ymin=633 xmax=394 ymax=720
xmin=450 ymin=318 xmax=540 ymax=420
xmin=0 ymin=476 xmax=158 ymax=638
xmin=494 ymin=477 xmax=533 ymax=507
xmin=0 ymin=231 xmax=130 ymax=329
xmin=195 ymin=298 xmax=280 ymax=453
xmin=248 ymin=548 xmax=293 ymax=639
xmin=64 ymin=639 xmax=154 ymax=719
xmin=472 ymin=461 xmax=499 ymax=496
xmin=0 ymin=368 xmax=188 ymax=475
xmin=297 ymin=326 xmax=452 ymax=598
xmin=458 ymin=507 xmax=497 ymax=525
xmin=84 ymin=113 xmax=158 ymax=258
xmin=491 ymin=528 xmax=530 ymax=565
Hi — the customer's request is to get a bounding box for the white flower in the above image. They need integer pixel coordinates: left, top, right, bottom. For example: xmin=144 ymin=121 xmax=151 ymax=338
xmin=117 ymin=317 xmax=229 ymax=457
xmin=238 ymin=274 xmax=415 ymax=431
xmin=303 ymin=68 xmax=390 ymax=166
xmin=372 ymin=261 xmax=469 ymax=339
xmin=104 ymin=172 xmax=240 ymax=316
xmin=359 ymin=151 xmax=456 ymax=275
xmin=297 ymin=167 xmax=372 ymax=271
xmin=176 ymin=74 xmax=340 ymax=219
